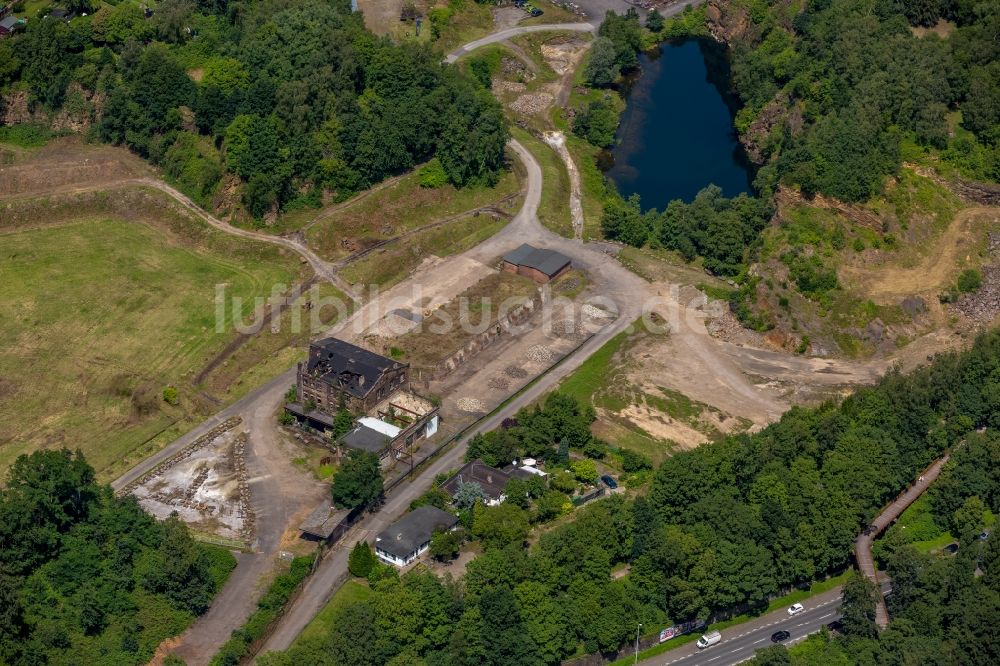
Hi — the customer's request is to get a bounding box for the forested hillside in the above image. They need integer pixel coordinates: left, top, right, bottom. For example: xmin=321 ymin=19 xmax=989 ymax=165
xmin=589 ymin=1 xmax=1000 ymax=355
xmin=599 ymin=0 xmax=1000 ymax=280
xmin=261 ymin=331 xmax=1000 ymax=665
xmin=0 ymin=450 xmax=235 ymax=665
xmin=1 ymin=0 xmax=508 ymax=218
xmin=724 ymin=0 xmax=999 ymax=201
xmin=751 ymin=433 xmax=1000 ymax=665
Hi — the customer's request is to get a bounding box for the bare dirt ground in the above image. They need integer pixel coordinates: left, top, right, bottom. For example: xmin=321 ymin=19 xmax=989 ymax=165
xmin=132 ymin=427 xmax=250 ymax=542
xmin=839 ymin=207 xmax=999 ymax=301
xmin=0 ymin=137 xmax=154 ymax=196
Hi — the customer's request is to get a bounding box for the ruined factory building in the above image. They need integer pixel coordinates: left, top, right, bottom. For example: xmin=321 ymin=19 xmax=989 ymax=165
xmin=297 ymin=337 xmax=408 ymax=413
xmin=288 ymin=338 xmax=441 ymax=459
xmin=375 ymin=505 xmax=460 ymax=567
xmin=501 ymin=243 xmax=571 ymax=284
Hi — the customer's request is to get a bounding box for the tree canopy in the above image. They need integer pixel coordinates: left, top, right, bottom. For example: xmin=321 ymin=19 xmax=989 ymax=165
xmin=272 ymin=329 xmax=1000 ymax=665
xmin=4 ymin=0 xmax=509 ymax=217
xmin=331 ymin=450 xmax=384 ymax=510
xmin=0 ymin=450 xmax=233 ymax=665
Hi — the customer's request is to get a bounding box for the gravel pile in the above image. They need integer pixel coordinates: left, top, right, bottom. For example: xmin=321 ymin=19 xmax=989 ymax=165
xmin=510 ymin=92 xmax=553 ymax=116
xmin=552 ymin=319 xmax=582 ymax=338
xmin=953 ymin=233 xmax=1000 ymax=322
xmin=582 ymin=304 xmax=612 ymax=319
xmin=488 ymin=376 xmax=510 ymax=390
xmin=555 ymin=276 xmax=581 ymax=293
xmin=493 ymin=80 xmax=527 ymax=95
xmin=956 ymin=268 xmax=1000 ymax=322
xmin=525 ymin=344 xmax=553 ymax=363
xmin=505 ymin=365 xmax=528 ymax=378
xmin=457 ymin=397 xmax=487 ymax=413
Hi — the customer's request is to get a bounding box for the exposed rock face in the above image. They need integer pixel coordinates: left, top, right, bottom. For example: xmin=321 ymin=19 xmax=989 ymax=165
xmin=50 ymin=84 xmax=96 ymax=133
xmin=741 ymin=92 xmax=788 ymax=164
xmin=1 ymin=90 xmax=34 ymax=125
xmin=705 ymin=0 xmax=749 ymax=44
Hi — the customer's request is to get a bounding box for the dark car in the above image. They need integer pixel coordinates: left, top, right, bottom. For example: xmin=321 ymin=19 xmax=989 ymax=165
xmin=600 ymin=474 xmax=618 ymax=489
xmin=944 ymin=543 xmax=959 ymax=555
xmin=826 ymin=620 xmax=844 ymax=634
xmin=530 ymin=8 xmax=543 ymax=16
xmin=771 ymin=630 xmax=790 ymax=643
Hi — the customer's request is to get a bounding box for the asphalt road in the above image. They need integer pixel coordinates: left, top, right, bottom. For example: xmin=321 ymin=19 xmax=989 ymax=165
xmin=260 ymin=136 xmax=651 ymax=653
xmin=642 ymin=592 xmax=844 ymax=666
xmin=639 ymin=579 xmax=888 ymax=666
xmin=113 ymin=10 xmax=810 ymax=661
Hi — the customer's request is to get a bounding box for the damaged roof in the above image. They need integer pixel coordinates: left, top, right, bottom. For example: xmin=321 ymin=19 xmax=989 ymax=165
xmin=306 ymin=338 xmax=405 ymax=398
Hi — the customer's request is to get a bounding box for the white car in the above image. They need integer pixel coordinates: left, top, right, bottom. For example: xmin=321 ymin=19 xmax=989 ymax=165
xmin=787 ymin=603 xmax=805 ymax=616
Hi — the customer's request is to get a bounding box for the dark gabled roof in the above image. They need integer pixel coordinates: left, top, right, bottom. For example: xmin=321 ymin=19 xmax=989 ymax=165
xmin=439 ymin=459 xmax=512 ymax=500
xmin=299 ymin=504 xmax=352 ymax=539
xmin=340 ymin=424 xmax=389 ymax=455
xmin=306 ymin=338 xmax=405 ymax=399
xmin=375 ymin=505 xmax=458 ymax=560
xmin=502 ymin=244 xmax=571 ymax=278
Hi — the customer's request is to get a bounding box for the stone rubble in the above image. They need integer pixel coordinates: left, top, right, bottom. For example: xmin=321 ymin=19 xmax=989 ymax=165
xmin=457 ymin=397 xmax=487 ymax=413
xmin=525 ymin=344 xmax=553 ymax=363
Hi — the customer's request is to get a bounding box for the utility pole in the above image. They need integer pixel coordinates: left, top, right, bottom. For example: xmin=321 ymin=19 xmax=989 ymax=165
xmin=635 ymin=622 xmax=643 ymax=664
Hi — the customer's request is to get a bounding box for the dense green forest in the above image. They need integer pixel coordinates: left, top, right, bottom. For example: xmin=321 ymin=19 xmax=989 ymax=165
xmin=260 ymin=330 xmax=1000 ymax=665
xmin=0 ymin=450 xmax=235 ymax=665
xmin=730 ymin=0 xmax=1000 ymax=201
xmin=596 ymin=0 xmax=1000 ymax=281
xmin=750 ymin=433 xmax=1000 ymax=665
xmin=1 ymin=0 xmax=508 ymax=217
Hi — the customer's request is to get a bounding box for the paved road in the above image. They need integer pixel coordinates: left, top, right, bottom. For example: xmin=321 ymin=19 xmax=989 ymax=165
xmin=638 ymin=579 xmax=892 ymax=666
xmin=855 ymin=454 xmax=951 ymax=628
xmin=640 ymin=590 xmax=844 ymax=666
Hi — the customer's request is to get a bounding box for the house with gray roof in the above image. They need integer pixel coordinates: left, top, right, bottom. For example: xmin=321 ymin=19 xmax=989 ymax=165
xmin=375 ymin=505 xmax=458 ymax=567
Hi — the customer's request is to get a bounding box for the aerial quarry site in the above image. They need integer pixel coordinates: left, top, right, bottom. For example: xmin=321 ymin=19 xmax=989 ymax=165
xmin=1 ymin=1 xmax=999 ymax=666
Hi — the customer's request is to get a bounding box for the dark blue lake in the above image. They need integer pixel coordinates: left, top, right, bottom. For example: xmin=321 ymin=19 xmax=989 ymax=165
xmin=603 ymin=38 xmax=754 ymax=209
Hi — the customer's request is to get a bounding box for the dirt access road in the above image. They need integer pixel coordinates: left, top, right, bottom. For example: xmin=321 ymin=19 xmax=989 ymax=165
xmin=112 ymin=18 xmax=856 ymax=662
xmin=259 ymin=137 xmax=788 ymax=654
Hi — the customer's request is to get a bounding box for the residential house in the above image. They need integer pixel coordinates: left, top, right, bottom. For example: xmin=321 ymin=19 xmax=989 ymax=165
xmin=439 ymin=459 xmax=537 ymax=506
xmin=375 ymin=505 xmax=459 ymax=567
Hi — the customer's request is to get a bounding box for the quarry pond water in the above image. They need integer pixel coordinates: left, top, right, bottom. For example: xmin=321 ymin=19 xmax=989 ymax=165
xmin=603 ymin=38 xmax=755 ymax=209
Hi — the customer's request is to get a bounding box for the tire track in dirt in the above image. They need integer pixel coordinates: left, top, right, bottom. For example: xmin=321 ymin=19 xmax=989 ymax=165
xmin=839 ymin=206 xmax=999 ymax=300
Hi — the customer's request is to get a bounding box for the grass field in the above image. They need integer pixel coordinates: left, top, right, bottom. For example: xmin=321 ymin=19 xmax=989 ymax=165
xmin=304 ymin=165 xmax=521 ymax=262
xmin=294 ymin=579 xmax=373 ymax=647
xmin=339 ymin=213 xmax=509 ymax=289
xmin=0 ymin=190 xmax=307 ymax=480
